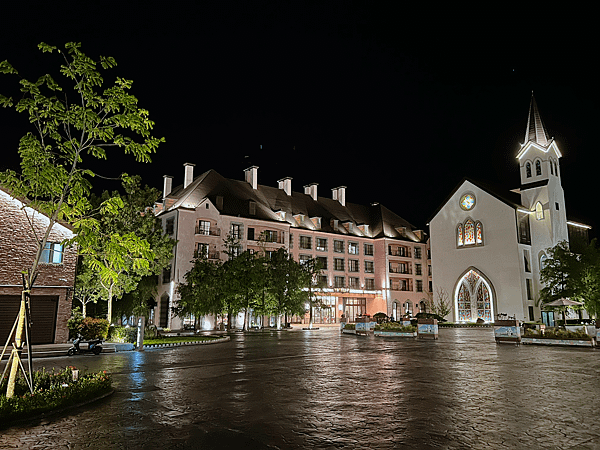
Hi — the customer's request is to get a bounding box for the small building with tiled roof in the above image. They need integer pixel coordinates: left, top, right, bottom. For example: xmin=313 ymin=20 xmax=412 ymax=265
xmin=153 ymin=165 xmax=431 ymax=330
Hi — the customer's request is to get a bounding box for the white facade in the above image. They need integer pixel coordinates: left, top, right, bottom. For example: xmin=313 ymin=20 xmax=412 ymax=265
xmin=429 ymin=95 xmax=582 ymax=323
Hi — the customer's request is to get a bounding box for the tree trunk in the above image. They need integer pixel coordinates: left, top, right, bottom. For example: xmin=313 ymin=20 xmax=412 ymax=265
xmin=82 ymin=301 xmax=87 ymax=318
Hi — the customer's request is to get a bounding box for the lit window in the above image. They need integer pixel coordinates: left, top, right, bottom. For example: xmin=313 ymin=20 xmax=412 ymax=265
xmin=348 ymin=242 xmax=359 ymax=255
xmin=457 ymin=220 xmax=483 ymax=247
xmin=457 ymin=224 xmax=463 ymax=247
xmin=526 ymin=162 xmax=532 ymax=178
xmin=464 ymin=220 xmax=475 ymax=245
xmin=535 ymin=202 xmax=544 ymax=220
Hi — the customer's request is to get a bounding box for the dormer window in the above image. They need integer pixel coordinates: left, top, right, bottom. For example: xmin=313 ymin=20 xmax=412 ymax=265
xmin=249 ymin=201 xmax=256 ymax=215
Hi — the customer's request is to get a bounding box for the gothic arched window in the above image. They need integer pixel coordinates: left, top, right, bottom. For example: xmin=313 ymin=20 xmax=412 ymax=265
xmin=526 ymin=162 xmax=532 ymax=178
xmin=456 ymin=269 xmax=494 ymax=323
xmin=457 ymin=219 xmax=483 ymax=247
xmin=535 ymin=160 xmax=542 ymax=176
xmin=464 ymin=219 xmax=475 ymax=245
xmin=550 ymin=159 xmax=554 ymax=175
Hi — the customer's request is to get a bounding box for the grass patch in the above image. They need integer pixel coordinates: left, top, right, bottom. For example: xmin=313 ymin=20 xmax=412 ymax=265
xmin=144 ymin=336 xmax=221 ymax=345
xmin=1 ymin=366 xmax=112 ymax=425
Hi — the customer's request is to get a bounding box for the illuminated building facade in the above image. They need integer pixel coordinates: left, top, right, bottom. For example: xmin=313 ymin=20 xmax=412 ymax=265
xmin=429 ymin=94 xmax=590 ymax=324
xmin=154 ymin=165 xmax=431 ymax=330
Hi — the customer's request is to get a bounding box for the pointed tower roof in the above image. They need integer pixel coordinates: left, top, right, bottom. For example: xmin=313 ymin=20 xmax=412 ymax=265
xmin=524 ymin=92 xmax=550 ymax=147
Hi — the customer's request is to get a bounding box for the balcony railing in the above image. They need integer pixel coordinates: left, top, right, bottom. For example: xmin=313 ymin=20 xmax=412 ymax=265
xmin=388 ymin=248 xmax=412 ymax=258
xmin=195 ymin=226 xmax=221 ymax=236
xmin=389 ymin=266 xmax=412 ymax=274
xmin=390 ymin=285 xmax=412 ymax=291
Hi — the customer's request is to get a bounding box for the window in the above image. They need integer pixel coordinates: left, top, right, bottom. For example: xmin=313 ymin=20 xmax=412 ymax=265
xmin=334 ymin=276 xmax=345 ymax=288
xmin=317 ymin=256 xmax=328 ymax=270
xmin=535 ymin=160 xmax=542 ymax=176
xmin=317 ymin=275 xmax=328 ymax=287
xmin=555 ymin=202 xmax=560 ymax=211
xmin=299 ymin=254 xmax=311 ymax=265
xmin=364 ymin=261 xmax=374 ymax=273
xmin=457 ymin=219 xmax=484 ymax=247
xmin=334 ymin=240 xmax=344 ymax=253
xmin=528 ymin=306 xmax=535 ymax=321
xmin=416 ymin=280 xmax=423 ymax=292
xmin=195 ymin=243 xmax=209 ymax=258
xmin=229 ymin=245 xmax=241 ymax=259
xmin=526 ymin=162 xmax=532 ymax=178
xmin=518 ymin=213 xmax=531 ymax=245
xmin=197 ymin=220 xmax=210 ymax=235
xmin=526 ymin=278 xmax=533 ymax=300
xmin=364 ymin=243 xmax=374 ymax=256
xmin=40 ymin=242 xmax=64 ymax=264
xmin=263 ymin=230 xmax=278 ymax=242
xmin=289 ymin=234 xmax=294 ymax=249
xmin=165 ymin=217 xmax=174 ymax=235
xmin=334 ymin=258 xmax=345 ymax=271
xmin=524 ymin=250 xmax=531 ymax=272
xmin=550 ymin=160 xmax=554 ymax=175
xmin=349 ymin=277 xmax=360 ymax=288
xmin=343 ymin=297 xmax=366 ymax=321
xmin=247 ymin=227 xmax=255 ymax=241
xmin=415 ymin=264 xmax=422 ymax=276
xmin=535 ymin=202 xmax=544 ymax=220
xmin=348 ymin=242 xmax=359 ymax=255
xmin=349 ymin=259 xmax=359 ymax=272
xmin=249 ymin=201 xmax=256 ymax=215
xmin=230 ymin=223 xmax=241 ymax=239
xmin=299 ymin=236 xmax=312 ymax=250
xmin=540 ymin=254 xmax=547 ymax=271
xmin=162 ymin=266 xmax=171 ymax=284
xmin=364 ymin=278 xmax=375 ymax=290
xmin=414 ymin=247 xmax=422 ymax=259
xmin=316 ymin=238 xmax=328 ymax=252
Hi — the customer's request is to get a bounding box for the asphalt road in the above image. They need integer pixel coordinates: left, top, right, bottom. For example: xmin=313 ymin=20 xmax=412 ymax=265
xmin=1 ymin=327 xmax=598 ymax=449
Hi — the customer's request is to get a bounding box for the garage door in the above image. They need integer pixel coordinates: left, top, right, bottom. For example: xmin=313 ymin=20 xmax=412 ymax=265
xmin=0 ymin=295 xmax=58 ymax=344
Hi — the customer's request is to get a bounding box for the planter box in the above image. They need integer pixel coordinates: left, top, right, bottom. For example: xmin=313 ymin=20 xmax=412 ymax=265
xmin=494 ymin=319 xmax=521 ymax=344
xmin=342 ymin=329 xmax=357 ymax=335
xmin=374 ymin=331 xmax=417 ymax=338
xmin=417 ymin=318 xmax=438 ymax=339
xmin=521 ymin=337 xmax=595 ymax=347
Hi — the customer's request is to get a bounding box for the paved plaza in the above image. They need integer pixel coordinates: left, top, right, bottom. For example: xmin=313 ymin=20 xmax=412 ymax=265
xmin=1 ymin=327 xmax=598 ymax=449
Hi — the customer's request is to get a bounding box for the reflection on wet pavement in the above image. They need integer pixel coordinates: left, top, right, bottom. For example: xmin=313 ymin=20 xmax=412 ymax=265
xmin=1 ymin=327 xmax=598 ymax=449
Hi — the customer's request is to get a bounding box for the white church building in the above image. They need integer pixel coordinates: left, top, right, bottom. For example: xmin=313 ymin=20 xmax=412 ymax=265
xmin=429 ymin=94 xmax=590 ymax=324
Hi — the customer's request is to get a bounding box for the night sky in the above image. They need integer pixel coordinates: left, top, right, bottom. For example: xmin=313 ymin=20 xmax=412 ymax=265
xmin=1 ymin=3 xmax=597 ymax=237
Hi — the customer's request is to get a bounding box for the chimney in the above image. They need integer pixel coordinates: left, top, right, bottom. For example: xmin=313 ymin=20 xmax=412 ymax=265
xmin=304 ymin=183 xmax=318 ymax=201
xmin=183 ymin=163 xmax=195 ymax=189
xmin=163 ymin=175 xmax=173 ymax=199
xmin=278 ymin=177 xmax=292 ymax=196
xmin=244 ymin=166 xmax=259 ymax=189
xmin=333 ymin=186 xmax=346 ymax=206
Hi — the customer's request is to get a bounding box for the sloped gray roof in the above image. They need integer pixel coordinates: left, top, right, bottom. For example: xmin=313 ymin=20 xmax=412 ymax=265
xmin=162 ymin=169 xmax=422 ymax=241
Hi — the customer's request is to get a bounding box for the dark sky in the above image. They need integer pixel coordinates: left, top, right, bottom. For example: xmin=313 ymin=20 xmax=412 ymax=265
xmin=1 ymin=2 xmax=597 ymax=236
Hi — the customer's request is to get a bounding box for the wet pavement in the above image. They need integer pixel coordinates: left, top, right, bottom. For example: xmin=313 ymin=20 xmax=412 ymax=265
xmin=1 ymin=327 xmax=598 ymax=449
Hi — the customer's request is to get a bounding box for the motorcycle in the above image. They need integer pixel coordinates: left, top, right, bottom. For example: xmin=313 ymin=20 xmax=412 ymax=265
xmin=67 ymin=335 xmax=103 ymax=356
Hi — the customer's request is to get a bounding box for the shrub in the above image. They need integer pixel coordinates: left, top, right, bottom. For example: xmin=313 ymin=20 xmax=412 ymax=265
xmin=375 ymin=322 xmax=417 ymax=333
xmin=67 ymin=308 xmax=84 ymax=340
xmin=0 ymin=367 xmax=112 ymax=423
xmin=343 ymin=324 xmax=355 ymax=330
xmin=524 ymin=326 xmax=591 ymax=341
xmin=108 ymin=326 xmax=138 ymax=343
xmin=79 ymin=317 xmax=110 ymax=340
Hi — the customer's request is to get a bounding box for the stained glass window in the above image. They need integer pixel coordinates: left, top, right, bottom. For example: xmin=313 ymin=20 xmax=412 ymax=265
xmin=457 ymin=224 xmax=463 ymax=247
xmin=526 ymin=162 xmax=532 ymax=178
xmin=456 ymin=269 xmax=493 ymax=323
xmin=536 ymin=160 xmax=542 ymax=176
xmin=476 ymin=222 xmax=483 ymax=244
xmin=458 ymin=283 xmax=471 ymax=321
xmin=476 ymin=283 xmax=492 ymax=322
xmin=464 ymin=220 xmax=475 ymax=245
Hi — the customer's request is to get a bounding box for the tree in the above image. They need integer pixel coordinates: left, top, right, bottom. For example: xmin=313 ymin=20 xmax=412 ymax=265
xmin=80 ymin=176 xmax=175 ymax=322
xmin=73 ymin=263 xmax=102 ymax=317
xmin=0 ymin=42 xmax=163 ymax=398
xmin=427 ymin=287 xmax=452 ymax=320
xmin=176 ymin=256 xmax=224 ymax=325
xmin=539 ymin=241 xmax=580 ymax=305
xmin=300 ymin=257 xmax=323 ymax=329
xmin=267 ymin=248 xmax=306 ymax=329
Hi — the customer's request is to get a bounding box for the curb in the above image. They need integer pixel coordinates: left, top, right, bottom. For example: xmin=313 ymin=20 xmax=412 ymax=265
xmin=143 ymin=335 xmax=230 ymax=349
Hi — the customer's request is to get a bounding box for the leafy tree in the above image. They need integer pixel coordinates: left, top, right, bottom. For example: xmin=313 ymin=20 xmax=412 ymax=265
xmin=578 ymin=239 xmax=600 ymax=319
xmin=0 ymin=42 xmax=163 ymax=398
xmin=539 ymin=241 xmax=580 ymax=304
xmin=80 ymin=176 xmax=175 ymax=322
xmin=73 ymin=263 xmax=102 ymax=317
xmin=300 ymin=257 xmax=323 ymax=329
xmin=267 ymin=248 xmax=306 ymax=329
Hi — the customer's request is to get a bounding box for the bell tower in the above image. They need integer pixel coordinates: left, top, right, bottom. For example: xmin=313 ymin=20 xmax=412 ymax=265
xmin=516 ymin=93 xmax=569 ymax=249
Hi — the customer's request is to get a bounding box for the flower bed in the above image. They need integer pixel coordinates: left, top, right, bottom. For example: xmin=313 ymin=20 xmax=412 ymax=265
xmin=374 ymin=323 xmax=417 ymax=333
xmin=143 ymin=336 xmax=225 ymax=346
xmin=0 ymin=366 xmax=112 ymax=424
xmin=521 ymin=327 xmax=594 ymax=347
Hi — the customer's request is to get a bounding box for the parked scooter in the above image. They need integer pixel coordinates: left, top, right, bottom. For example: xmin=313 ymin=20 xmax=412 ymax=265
xmin=67 ymin=335 xmax=103 ymax=356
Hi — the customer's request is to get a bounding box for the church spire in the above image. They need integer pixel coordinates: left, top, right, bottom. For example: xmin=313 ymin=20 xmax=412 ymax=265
xmin=524 ymin=92 xmax=550 ymax=147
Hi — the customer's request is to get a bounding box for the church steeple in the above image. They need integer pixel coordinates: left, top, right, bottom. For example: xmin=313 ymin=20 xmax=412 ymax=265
xmin=524 ymin=92 xmax=550 ymax=147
